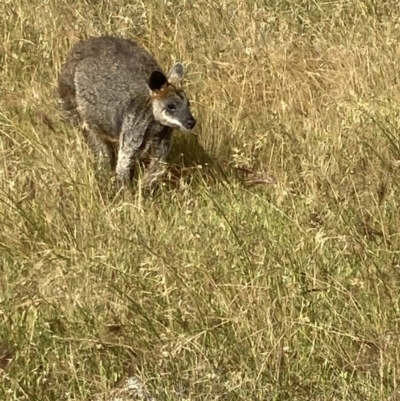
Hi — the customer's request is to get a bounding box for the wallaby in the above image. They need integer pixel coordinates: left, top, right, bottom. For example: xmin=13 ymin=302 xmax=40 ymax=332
xmin=58 ymin=35 xmax=196 ymax=188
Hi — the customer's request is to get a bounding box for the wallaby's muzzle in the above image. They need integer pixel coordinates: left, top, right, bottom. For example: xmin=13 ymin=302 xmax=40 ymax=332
xmin=185 ymin=115 xmax=196 ymax=130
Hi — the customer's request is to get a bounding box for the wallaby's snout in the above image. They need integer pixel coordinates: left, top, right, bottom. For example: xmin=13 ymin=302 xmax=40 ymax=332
xmin=174 ymin=104 xmax=196 ymax=131
xmin=185 ymin=115 xmax=196 ymax=130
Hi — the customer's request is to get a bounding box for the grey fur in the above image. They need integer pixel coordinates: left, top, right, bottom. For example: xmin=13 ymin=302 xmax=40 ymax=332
xmin=58 ymin=36 xmax=196 ymax=188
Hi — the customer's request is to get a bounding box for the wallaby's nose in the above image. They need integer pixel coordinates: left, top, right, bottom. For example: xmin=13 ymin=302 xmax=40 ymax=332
xmin=187 ymin=117 xmax=196 ymax=130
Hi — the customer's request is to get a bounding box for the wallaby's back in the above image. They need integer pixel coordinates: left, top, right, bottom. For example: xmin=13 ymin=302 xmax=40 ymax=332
xmin=58 ymin=36 xmax=162 ymax=133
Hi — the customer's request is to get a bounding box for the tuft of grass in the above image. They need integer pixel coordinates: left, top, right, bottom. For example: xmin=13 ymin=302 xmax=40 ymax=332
xmin=1 ymin=1 xmax=400 ymax=400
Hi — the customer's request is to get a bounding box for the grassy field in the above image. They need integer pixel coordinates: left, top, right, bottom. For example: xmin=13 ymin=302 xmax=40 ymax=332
xmin=1 ymin=0 xmax=400 ymax=400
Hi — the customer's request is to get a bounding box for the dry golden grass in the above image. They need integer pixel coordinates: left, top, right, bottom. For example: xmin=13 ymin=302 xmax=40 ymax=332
xmin=1 ymin=1 xmax=400 ymax=400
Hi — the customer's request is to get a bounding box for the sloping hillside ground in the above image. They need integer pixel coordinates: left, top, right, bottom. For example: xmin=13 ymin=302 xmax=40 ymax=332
xmin=1 ymin=1 xmax=400 ymax=400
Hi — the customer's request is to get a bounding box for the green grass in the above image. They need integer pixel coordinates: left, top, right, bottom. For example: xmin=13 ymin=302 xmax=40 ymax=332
xmin=1 ymin=0 xmax=400 ymax=400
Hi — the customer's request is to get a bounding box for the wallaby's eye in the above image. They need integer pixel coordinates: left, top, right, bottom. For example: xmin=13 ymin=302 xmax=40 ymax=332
xmin=167 ymin=103 xmax=176 ymax=112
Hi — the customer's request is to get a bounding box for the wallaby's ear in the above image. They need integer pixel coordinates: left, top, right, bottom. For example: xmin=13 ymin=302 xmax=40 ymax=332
xmin=148 ymin=70 xmax=168 ymax=92
xmin=167 ymin=62 xmax=185 ymax=86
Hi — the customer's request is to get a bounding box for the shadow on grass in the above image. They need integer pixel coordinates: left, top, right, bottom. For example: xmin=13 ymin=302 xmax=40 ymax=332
xmin=166 ymin=133 xmax=276 ymax=190
xmin=165 ymin=133 xmax=228 ymax=188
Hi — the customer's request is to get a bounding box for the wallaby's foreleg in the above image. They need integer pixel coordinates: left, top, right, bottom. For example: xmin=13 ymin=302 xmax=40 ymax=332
xmin=83 ymin=126 xmax=117 ymax=171
xmin=115 ymin=125 xmax=146 ymax=186
xmin=142 ymin=129 xmax=172 ymax=188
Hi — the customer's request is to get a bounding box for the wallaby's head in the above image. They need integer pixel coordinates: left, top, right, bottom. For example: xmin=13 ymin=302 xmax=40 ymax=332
xmin=149 ymin=63 xmax=196 ymax=132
